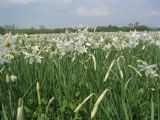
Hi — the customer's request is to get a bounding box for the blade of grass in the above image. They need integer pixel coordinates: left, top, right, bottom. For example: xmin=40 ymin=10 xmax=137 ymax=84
xmin=2 ymin=103 xmax=8 ymax=120
xmin=16 ymin=98 xmax=24 ymax=120
xmin=104 ymin=61 xmax=115 ymax=82
xmin=91 ymin=89 xmax=109 ymax=119
xmin=74 ymin=93 xmax=95 ymax=113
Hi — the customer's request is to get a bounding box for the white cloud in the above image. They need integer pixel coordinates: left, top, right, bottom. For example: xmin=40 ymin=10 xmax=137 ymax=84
xmin=6 ymin=0 xmax=37 ymax=5
xmin=0 ymin=0 xmax=71 ymax=5
xmin=76 ymin=5 xmax=109 ymax=17
xmin=146 ymin=10 xmax=160 ymax=17
xmin=60 ymin=0 xmax=71 ymax=3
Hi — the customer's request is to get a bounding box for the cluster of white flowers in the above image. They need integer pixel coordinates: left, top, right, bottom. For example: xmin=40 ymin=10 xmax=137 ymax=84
xmin=0 ymin=30 xmax=160 ymax=65
xmin=56 ymin=30 xmax=88 ymax=55
xmin=23 ymin=46 xmax=43 ymax=64
xmin=126 ymin=30 xmax=140 ymax=48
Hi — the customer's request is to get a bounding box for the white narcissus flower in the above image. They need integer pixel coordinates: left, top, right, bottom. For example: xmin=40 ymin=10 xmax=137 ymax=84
xmin=0 ymin=33 xmax=17 ymax=51
xmin=155 ymin=40 xmax=160 ymax=46
xmin=56 ymin=39 xmax=74 ymax=55
xmin=6 ymin=74 xmax=17 ymax=82
xmin=23 ymin=46 xmax=43 ymax=64
xmin=100 ymin=36 xmax=104 ymax=43
xmin=0 ymin=50 xmax=12 ymax=64
xmin=76 ymin=33 xmax=85 ymax=40
xmin=86 ymin=42 xmax=91 ymax=46
xmin=0 ymin=56 xmax=7 ymax=64
xmin=137 ymin=61 xmax=159 ymax=78
xmin=75 ymin=45 xmax=87 ymax=54
xmin=10 ymin=75 xmax=17 ymax=82
xmin=127 ymin=39 xmax=139 ymax=48
xmin=0 ymin=33 xmax=18 ymax=64
xmin=103 ymin=43 xmax=112 ymax=50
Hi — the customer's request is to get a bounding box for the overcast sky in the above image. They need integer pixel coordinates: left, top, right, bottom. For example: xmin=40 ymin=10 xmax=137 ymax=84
xmin=0 ymin=0 xmax=160 ymax=28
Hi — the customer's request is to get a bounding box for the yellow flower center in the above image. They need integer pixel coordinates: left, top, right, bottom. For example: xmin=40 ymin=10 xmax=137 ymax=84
xmin=4 ymin=41 xmax=11 ymax=48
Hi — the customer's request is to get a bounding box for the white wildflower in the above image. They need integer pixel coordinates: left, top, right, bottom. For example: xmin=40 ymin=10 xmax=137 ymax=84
xmin=0 ymin=33 xmax=17 ymax=51
xmin=23 ymin=46 xmax=43 ymax=64
xmin=10 ymin=75 xmax=17 ymax=82
xmin=137 ymin=61 xmax=159 ymax=78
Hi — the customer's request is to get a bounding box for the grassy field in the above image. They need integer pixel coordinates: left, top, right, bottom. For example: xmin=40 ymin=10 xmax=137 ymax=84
xmin=0 ymin=29 xmax=160 ymax=120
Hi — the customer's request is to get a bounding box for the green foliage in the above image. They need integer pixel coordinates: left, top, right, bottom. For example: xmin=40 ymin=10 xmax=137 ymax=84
xmin=0 ymin=32 xmax=160 ymax=119
xmin=0 ymin=22 xmax=155 ymax=35
xmin=0 ymin=26 xmax=5 ymax=35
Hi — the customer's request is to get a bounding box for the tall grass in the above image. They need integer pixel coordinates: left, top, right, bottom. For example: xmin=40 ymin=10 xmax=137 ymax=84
xmin=0 ymin=31 xmax=160 ymax=119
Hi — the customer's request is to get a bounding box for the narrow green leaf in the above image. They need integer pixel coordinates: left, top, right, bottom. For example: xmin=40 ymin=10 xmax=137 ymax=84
xmin=104 ymin=60 xmax=115 ymax=82
xmin=74 ymin=93 xmax=95 ymax=113
xmin=46 ymin=97 xmax=55 ymax=114
xmin=151 ymin=98 xmax=154 ymax=120
xmin=2 ymin=104 xmax=8 ymax=120
xmin=91 ymin=54 xmax=96 ymax=71
xmin=91 ymin=89 xmax=109 ymax=119
xmin=16 ymin=98 xmax=24 ymax=120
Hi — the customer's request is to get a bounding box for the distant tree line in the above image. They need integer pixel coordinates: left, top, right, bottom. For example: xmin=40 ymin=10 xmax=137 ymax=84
xmin=0 ymin=23 xmax=160 ymax=35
